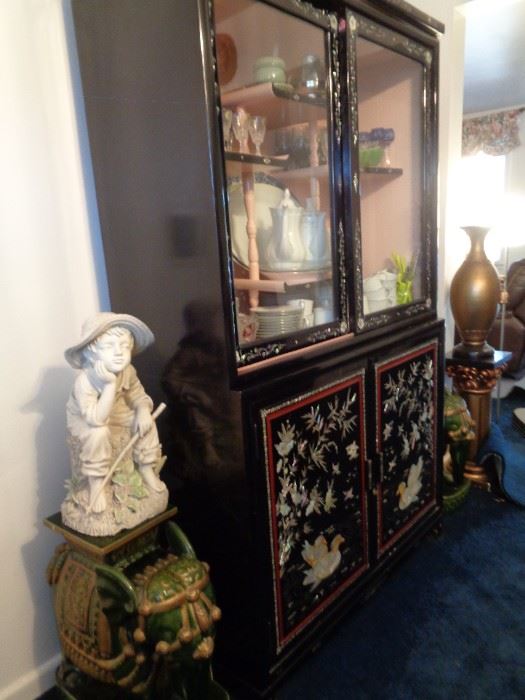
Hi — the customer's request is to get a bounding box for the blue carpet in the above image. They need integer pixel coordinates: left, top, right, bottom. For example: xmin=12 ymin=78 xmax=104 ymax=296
xmin=276 ymin=393 xmax=525 ymax=700
xmin=478 ymin=388 xmax=525 ymax=506
xmin=478 ymin=427 xmax=525 ymax=507
xmin=493 ymin=387 xmax=525 ymax=459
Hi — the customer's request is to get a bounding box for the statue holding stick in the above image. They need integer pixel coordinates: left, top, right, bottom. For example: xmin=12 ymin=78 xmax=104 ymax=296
xmin=62 ymin=312 xmax=168 ymax=536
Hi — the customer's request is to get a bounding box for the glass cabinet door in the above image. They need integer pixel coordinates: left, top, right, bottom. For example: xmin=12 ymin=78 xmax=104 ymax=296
xmin=211 ymin=0 xmax=345 ymax=366
xmin=346 ymin=12 xmax=437 ymax=332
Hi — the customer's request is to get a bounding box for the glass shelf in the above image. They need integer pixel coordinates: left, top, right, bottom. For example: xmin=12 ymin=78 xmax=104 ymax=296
xmin=224 ymin=151 xmax=289 ymax=170
xmin=361 ymin=167 xmax=403 ymax=176
xmin=221 ymin=81 xmax=326 ymax=130
xmin=234 ymin=267 xmax=332 ymax=291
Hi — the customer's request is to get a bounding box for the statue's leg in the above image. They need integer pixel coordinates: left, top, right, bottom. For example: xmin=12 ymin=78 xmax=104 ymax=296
xmin=80 ymin=426 xmax=112 ymax=512
xmin=134 ymin=424 xmax=165 ymax=492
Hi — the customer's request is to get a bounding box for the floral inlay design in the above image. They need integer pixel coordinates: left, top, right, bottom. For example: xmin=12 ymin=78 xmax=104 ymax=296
xmin=376 ymin=344 xmax=437 ymax=554
xmin=262 ymin=374 xmax=368 ymax=649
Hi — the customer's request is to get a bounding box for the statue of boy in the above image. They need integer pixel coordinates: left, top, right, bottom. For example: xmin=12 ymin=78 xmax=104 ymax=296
xmin=63 ymin=312 xmax=168 ymax=535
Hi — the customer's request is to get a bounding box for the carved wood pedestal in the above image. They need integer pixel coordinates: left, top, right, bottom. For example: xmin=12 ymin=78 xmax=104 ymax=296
xmin=446 ymin=351 xmax=512 ymax=488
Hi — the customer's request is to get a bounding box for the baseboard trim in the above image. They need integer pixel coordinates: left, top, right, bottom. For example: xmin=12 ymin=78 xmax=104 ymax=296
xmin=0 ymin=653 xmax=61 ymax=700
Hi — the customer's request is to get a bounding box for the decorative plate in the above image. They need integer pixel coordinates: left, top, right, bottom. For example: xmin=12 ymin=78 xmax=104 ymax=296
xmin=216 ymin=33 xmax=237 ymax=86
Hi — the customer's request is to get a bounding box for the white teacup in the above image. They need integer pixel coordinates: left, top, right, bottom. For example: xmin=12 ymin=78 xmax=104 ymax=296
xmin=366 ymin=287 xmax=390 ymax=300
xmin=379 ymin=271 xmax=397 ymax=294
xmin=302 ymin=312 xmax=315 ymax=328
xmin=237 ymin=312 xmax=258 ymax=343
xmin=363 ymin=275 xmax=383 ymax=293
xmin=314 ymin=306 xmax=332 ymax=324
xmin=287 ymin=298 xmax=314 ymax=315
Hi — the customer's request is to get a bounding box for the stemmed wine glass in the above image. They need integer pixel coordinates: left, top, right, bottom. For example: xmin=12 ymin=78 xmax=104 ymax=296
xmin=222 ymin=108 xmax=232 ymax=150
xmin=232 ymin=109 xmax=249 ymax=153
xmin=248 ymin=115 xmax=266 ymax=156
xmin=318 ymin=127 xmax=329 ymax=165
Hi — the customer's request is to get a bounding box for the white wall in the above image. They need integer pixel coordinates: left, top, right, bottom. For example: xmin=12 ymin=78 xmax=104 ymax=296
xmin=0 ymin=2 xmax=107 ymax=698
xmin=409 ymin=0 xmax=467 ymax=350
xmin=0 ymin=1 xmax=462 ymax=698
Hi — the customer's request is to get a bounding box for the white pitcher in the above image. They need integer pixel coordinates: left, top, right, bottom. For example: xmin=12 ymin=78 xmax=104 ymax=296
xmin=267 ymin=189 xmax=305 ymax=265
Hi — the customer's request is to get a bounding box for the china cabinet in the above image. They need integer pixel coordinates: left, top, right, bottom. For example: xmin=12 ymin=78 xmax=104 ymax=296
xmin=71 ymin=0 xmax=444 ymax=696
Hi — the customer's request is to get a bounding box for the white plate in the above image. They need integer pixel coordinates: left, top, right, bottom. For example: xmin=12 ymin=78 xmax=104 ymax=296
xmin=265 ymin=257 xmax=331 ymax=272
xmin=254 ymin=305 xmax=303 ymax=315
xmin=228 ymin=174 xmax=300 ymax=271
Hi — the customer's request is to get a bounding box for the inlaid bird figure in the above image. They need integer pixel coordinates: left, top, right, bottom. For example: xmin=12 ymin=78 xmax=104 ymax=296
xmin=302 ymin=534 xmax=345 ymax=590
xmin=397 ymin=457 xmax=423 ymax=510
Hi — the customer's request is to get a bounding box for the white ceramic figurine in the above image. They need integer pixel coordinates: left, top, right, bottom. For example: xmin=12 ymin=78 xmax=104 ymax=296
xmin=62 ymin=312 xmax=168 ymax=536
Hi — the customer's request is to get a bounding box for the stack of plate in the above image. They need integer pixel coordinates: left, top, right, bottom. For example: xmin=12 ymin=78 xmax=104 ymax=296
xmin=254 ymin=306 xmax=303 ymax=339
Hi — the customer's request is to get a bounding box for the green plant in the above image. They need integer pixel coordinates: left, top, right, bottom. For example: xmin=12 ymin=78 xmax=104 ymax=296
xmin=391 ymin=251 xmax=419 ymax=304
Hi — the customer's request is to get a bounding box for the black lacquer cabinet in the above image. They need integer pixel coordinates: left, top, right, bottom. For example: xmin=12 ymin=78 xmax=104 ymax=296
xmin=71 ymin=0 xmax=444 ymax=696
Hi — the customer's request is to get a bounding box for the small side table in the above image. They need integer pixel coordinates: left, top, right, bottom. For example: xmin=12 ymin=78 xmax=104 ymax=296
xmin=446 ymin=350 xmax=512 ymax=488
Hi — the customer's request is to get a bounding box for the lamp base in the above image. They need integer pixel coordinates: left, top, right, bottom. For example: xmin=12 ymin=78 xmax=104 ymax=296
xmin=452 ymin=340 xmax=495 ymax=361
xmin=464 ymin=460 xmax=492 ymax=489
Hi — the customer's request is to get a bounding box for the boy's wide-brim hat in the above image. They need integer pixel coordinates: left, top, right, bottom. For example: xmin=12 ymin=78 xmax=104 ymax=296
xmin=65 ymin=312 xmax=154 ymax=369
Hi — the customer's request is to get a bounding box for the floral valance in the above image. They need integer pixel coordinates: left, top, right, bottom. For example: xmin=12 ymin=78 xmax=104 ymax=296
xmin=462 ymin=109 xmax=523 ymax=157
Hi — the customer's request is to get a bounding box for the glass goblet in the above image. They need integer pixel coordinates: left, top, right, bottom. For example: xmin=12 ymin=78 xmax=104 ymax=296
xmin=318 ymin=127 xmax=329 ymax=165
xmin=222 ymin=108 xmax=232 ymax=150
xmin=248 ymin=115 xmax=267 ymax=156
xmin=232 ymin=110 xmax=249 ymax=153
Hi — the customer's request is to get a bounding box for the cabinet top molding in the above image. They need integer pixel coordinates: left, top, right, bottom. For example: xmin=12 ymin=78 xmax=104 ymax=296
xmin=349 ymin=0 xmax=445 ymax=36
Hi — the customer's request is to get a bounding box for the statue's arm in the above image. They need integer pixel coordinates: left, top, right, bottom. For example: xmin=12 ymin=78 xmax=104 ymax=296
xmin=122 ymin=365 xmax=155 ymax=436
xmin=124 ymin=365 xmax=154 ymax=412
xmin=71 ymin=372 xmax=110 ymax=426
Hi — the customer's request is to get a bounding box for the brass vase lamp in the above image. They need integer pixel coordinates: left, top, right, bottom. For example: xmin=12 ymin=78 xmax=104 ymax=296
xmin=450 ymin=226 xmax=500 ymax=359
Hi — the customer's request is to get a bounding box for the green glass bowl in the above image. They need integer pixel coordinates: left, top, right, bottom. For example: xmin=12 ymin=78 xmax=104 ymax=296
xmin=359 ymin=148 xmax=370 ymax=168
xmin=366 ymin=146 xmax=383 ymax=168
xmin=253 ymin=56 xmax=286 ymax=84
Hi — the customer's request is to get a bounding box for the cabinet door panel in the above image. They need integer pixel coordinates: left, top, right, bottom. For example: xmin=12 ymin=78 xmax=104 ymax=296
xmin=374 ymin=341 xmax=438 ymax=556
xmin=345 ymin=11 xmax=438 ymax=332
xmin=260 ymin=371 xmax=369 ymax=651
xmin=209 ymin=0 xmax=348 ymax=369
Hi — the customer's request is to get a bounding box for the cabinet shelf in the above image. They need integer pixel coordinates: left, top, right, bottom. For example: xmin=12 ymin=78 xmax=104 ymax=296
xmin=224 ymin=151 xmax=288 ymax=172
xmin=224 ymin=152 xmax=331 ymax=179
xmin=221 ymin=81 xmax=326 ymax=129
xmin=361 ymin=166 xmax=403 ymax=176
xmin=234 ymin=267 xmax=332 ymax=293
xmin=271 ymin=164 xmax=328 ymax=180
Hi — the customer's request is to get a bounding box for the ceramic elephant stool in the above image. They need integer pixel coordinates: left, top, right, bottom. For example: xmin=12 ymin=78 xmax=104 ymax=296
xmin=46 ymin=518 xmax=229 ymax=699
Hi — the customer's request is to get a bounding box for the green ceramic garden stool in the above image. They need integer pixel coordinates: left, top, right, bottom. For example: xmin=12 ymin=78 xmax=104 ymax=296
xmin=44 ymin=506 xmax=229 ymax=700
xmin=443 ymin=389 xmax=475 ymax=511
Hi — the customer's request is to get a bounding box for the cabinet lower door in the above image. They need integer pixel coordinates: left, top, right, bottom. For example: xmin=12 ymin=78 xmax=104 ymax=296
xmin=259 ymin=369 xmax=369 ymax=652
xmin=374 ymin=341 xmax=439 ymax=557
